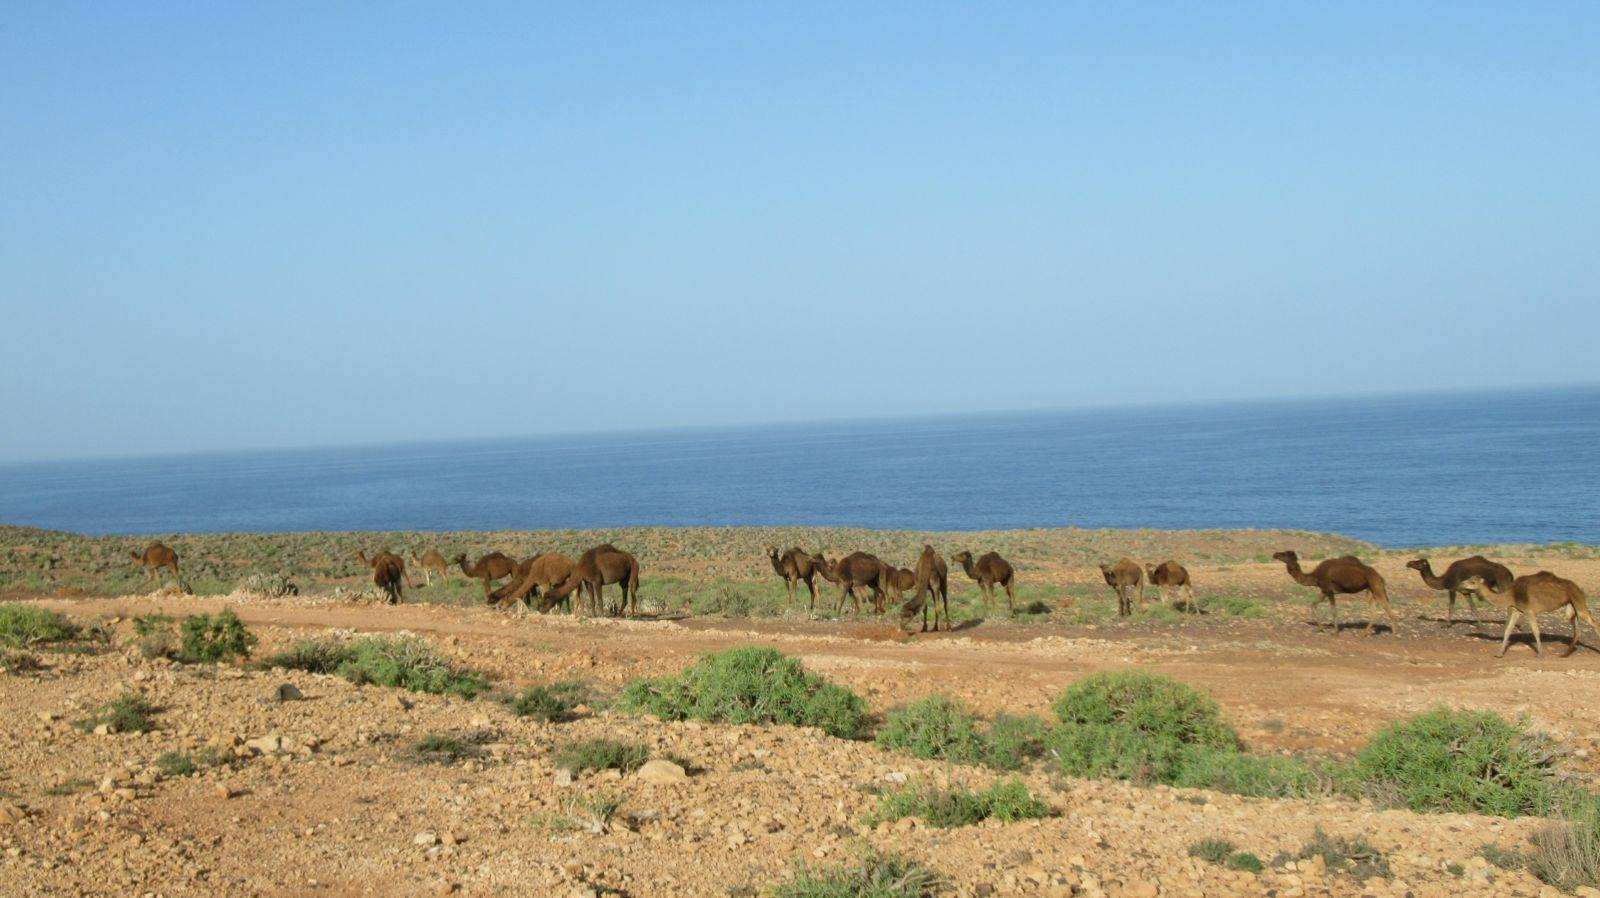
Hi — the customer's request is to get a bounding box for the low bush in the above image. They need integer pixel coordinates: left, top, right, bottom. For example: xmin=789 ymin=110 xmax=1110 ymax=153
xmin=553 ymin=738 xmax=648 ymax=775
xmin=1048 ymin=671 xmax=1239 ymax=784
xmin=502 ymin=680 xmax=589 ymax=722
xmin=1291 ymin=826 xmax=1390 ymax=880
xmin=178 ymin=610 xmax=257 ymax=663
xmin=264 ymin=637 xmax=353 ymax=674
xmin=75 ymin=691 xmax=159 ymax=734
xmin=267 ymin=635 xmax=488 ymax=698
xmin=0 ymin=603 xmax=80 ymax=648
xmin=407 ymin=732 xmax=492 ymax=765
xmin=1171 ymin=747 xmax=1323 ymax=798
xmin=875 ymin=696 xmax=986 ymax=764
xmin=238 ymin=572 xmax=298 ymax=598
xmin=866 ymin=779 xmax=1052 ymax=829
xmin=618 ymin=646 xmax=866 ymax=739
xmin=1348 ymin=707 xmax=1559 ymax=817
xmin=981 ymin=714 xmax=1051 ymax=770
xmin=0 ymin=649 xmax=42 ymax=673
xmin=1526 ymin=803 xmax=1600 ymax=890
xmin=768 ymin=848 xmax=945 ymax=898
xmin=1187 ymin=837 xmax=1264 ymax=872
xmin=155 ymin=748 xmax=227 ymax=778
xmin=132 ymin=613 xmax=178 ymax=659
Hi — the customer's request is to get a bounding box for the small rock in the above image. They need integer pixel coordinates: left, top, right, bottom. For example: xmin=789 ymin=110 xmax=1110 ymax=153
xmin=635 ymin=760 xmax=689 ymax=785
xmin=272 ymin=683 xmax=304 ymax=702
xmin=884 ymin=771 xmax=908 ymax=784
xmin=393 ymin=695 xmax=413 ymax=711
xmin=414 ymin=832 xmax=440 ymax=847
xmin=553 ymin=770 xmax=575 ymax=787
xmin=0 ymin=803 xmax=27 ymax=826
xmin=245 ymin=735 xmax=283 ymax=754
xmin=93 ymin=723 xmax=113 ymax=736
xmin=212 ymin=784 xmax=233 ymax=800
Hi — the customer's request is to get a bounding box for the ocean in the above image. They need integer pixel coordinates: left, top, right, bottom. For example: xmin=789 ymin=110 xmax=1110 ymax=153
xmin=1 ymin=386 xmax=1596 ymax=547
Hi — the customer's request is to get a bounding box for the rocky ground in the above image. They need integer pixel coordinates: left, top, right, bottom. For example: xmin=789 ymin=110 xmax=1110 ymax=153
xmin=3 ymin=542 xmax=1600 ymax=897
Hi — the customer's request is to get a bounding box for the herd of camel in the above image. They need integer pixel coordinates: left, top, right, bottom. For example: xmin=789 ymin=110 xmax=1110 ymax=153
xmin=124 ymin=541 xmax=1597 ymax=655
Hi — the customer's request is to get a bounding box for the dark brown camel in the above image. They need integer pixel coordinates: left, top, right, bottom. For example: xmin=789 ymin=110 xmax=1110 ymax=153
xmin=1145 ymin=560 xmax=1196 ymax=614
xmin=1099 ymin=558 xmax=1145 ymax=616
xmin=130 ymin=542 xmax=181 ymax=586
xmin=453 ymin=551 xmax=517 ymax=598
xmin=1273 ymin=550 xmax=1397 ymax=635
xmin=1406 ymin=556 xmax=1514 ymax=626
xmin=767 ymin=546 xmax=823 ymax=610
xmin=543 ymin=545 xmax=640 ymax=617
xmin=1459 ymin=572 xmax=1600 ymax=657
xmin=356 ymin=550 xmax=405 ymax=604
xmin=410 ymin=549 xmax=449 ymax=587
xmin=951 ymin=550 xmax=1016 ymax=614
xmin=813 ymin=552 xmax=889 ymax=615
xmin=491 ymin=553 xmax=577 ymax=613
xmin=899 ymin=545 xmax=951 ymax=632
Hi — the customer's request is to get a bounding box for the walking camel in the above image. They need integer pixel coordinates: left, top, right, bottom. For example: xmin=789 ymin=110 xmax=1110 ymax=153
xmin=813 ymin=552 xmax=890 ymax=615
xmin=543 ymin=545 xmax=640 ymax=617
xmin=767 ymin=546 xmax=823 ymax=610
xmin=130 ymin=542 xmax=181 ymax=587
xmin=491 ymin=552 xmax=577 ymax=613
xmin=410 ymin=549 xmax=450 ymax=587
xmin=1272 ymin=550 xmax=1398 ymax=635
xmin=1099 ymin=558 xmax=1145 ymax=617
xmin=1459 ymin=572 xmax=1600 ymax=658
xmin=951 ymin=550 xmax=1017 ymax=614
xmin=899 ymin=544 xmax=951 ymax=632
xmin=1145 ymin=560 xmax=1196 ymax=614
xmin=1406 ymin=556 xmax=1514 ymax=626
xmin=453 ymin=552 xmax=517 ymax=599
xmin=356 ymin=550 xmax=406 ymax=604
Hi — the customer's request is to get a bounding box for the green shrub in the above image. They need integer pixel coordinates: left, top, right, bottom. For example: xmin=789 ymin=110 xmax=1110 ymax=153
xmin=264 ymin=637 xmax=354 ymax=674
xmin=269 ymin=635 xmax=488 ymax=698
xmin=1171 ymin=747 xmax=1322 ymax=798
xmin=553 ymin=738 xmax=648 ymax=774
xmin=132 ymin=613 xmax=178 ymax=659
xmin=407 ymin=732 xmax=491 ymax=765
xmin=768 ymin=848 xmax=945 ymax=898
xmin=1207 ymin=597 xmax=1267 ymax=618
xmin=1348 ymin=708 xmax=1558 ymax=817
xmin=75 ymin=691 xmax=159 ymax=734
xmin=154 ymin=749 xmax=225 ymax=777
xmin=1478 ymin=843 xmax=1526 ymax=871
xmin=1048 ymin=671 xmax=1238 ymax=784
xmin=1293 ymin=826 xmax=1390 ymax=879
xmin=178 ymin=610 xmax=257 ymax=663
xmin=866 ymin=779 xmax=1052 ymax=829
xmin=0 ymin=649 xmax=42 ymax=673
xmin=502 ymin=680 xmax=589 ymax=722
xmin=1187 ymin=838 xmax=1235 ymax=864
xmin=618 ymin=646 xmax=866 ymax=739
xmin=875 ymin=697 xmax=986 ymax=764
xmin=981 ymin=714 xmax=1050 ymax=771
xmin=1227 ymin=852 xmax=1264 ymax=873
xmin=0 ymin=603 xmax=80 ymax=648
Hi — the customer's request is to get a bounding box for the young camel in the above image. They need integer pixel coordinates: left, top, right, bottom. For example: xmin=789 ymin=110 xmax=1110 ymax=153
xmin=898 ymin=545 xmax=951 ymax=632
xmin=543 ymin=545 xmax=640 ymax=617
xmin=491 ymin=553 xmax=577 ymax=613
xmin=767 ymin=546 xmax=823 ymax=610
xmin=1145 ymin=560 xmax=1196 ymax=614
xmin=1099 ymin=558 xmax=1144 ymax=617
xmin=130 ymin=543 xmax=181 ymax=586
xmin=453 ymin=552 xmax=517 ymax=599
xmin=813 ymin=552 xmax=889 ymax=615
xmin=951 ymin=551 xmax=1016 ymax=614
xmin=1459 ymin=572 xmax=1600 ymax=658
xmin=411 ymin=549 xmax=449 ymax=587
xmin=1406 ymin=556 xmax=1514 ymax=626
xmin=355 ymin=550 xmax=405 ymax=604
xmin=1272 ymin=550 xmax=1398 ymax=635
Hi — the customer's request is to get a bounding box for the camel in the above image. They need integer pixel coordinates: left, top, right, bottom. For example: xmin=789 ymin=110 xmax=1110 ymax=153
xmin=453 ymin=551 xmax=517 ymax=599
xmin=543 ymin=545 xmax=640 ymax=617
xmin=130 ymin=542 xmax=180 ymax=586
xmin=767 ymin=546 xmax=823 ymax=610
xmin=491 ymin=552 xmax=577 ymax=613
xmin=356 ymin=550 xmax=405 ymax=604
xmin=1145 ymin=560 xmax=1196 ymax=613
xmin=899 ymin=545 xmax=951 ymax=632
xmin=951 ymin=550 xmax=1017 ymax=614
xmin=812 ymin=552 xmax=889 ymax=615
xmin=1273 ymin=550 xmax=1398 ymax=635
xmin=1099 ymin=558 xmax=1145 ymax=617
xmin=410 ymin=549 xmax=449 ymax=587
xmin=1406 ymin=556 xmax=1514 ymax=626
xmin=1460 ymin=572 xmax=1600 ymax=658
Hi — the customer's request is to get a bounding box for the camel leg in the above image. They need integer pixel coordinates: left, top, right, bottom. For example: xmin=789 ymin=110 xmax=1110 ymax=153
xmin=1330 ymin=596 xmax=1340 ymax=635
xmin=1004 ymin=581 xmax=1016 ymax=613
xmin=808 ymin=577 xmax=819 ymax=612
xmin=1186 ymin=583 xmax=1197 ymax=614
xmin=1529 ymin=611 xmax=1544 ymax=656
xmin=1446 ymin=589 xmax=1456 ymax=625
xmin=1498 ymin=610 xmax=1521 ymax=657
xmin=1563 ymin=606 xmax=1580 ymax=657
xmin=1136 ymin=582 xmax=1146 ymax=613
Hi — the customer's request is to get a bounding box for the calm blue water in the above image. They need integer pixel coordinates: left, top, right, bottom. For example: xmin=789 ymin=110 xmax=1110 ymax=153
xmin=1 ymin=386 xmax=1596 ymax=546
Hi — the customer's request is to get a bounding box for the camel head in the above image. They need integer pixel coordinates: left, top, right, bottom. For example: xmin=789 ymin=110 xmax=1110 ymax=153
xmin=1404 ymin=558 xmax=1430 ymax=574
xmin=767 ymin=546 xmax=780 ymax=560
xmin=951 ymin=550 xmax=973 ymax=566
xmin=1457 ymin=575 xmax=1488 ymax=594
xmin=354 ymin=550 xmax=372 ymax=567
xmin=451 ymin=552 xmax=468 ymax=565
xmin=129 ymin=549 xmax=143 ymax=562
xmin=1144 ymin=563 xmax=1156 ymax=578
xmin=1271 ymin=550 xmax=1298 ymax=565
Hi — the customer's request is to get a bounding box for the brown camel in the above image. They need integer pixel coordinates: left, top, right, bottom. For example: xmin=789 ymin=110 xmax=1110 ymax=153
xmin=1460 ymin=572 xmax=1600 ymax=658
xmin=899 ymin=545 xmax=951 ymax=632
xmin=767 ymin=546 xmax=823 ymax=610
xmin=130 ymin=542 xmax=181 ymax=586
xmin=543 ymin=545 xmax=640 ymax=617
xmin=1273 ymin=550 xmax=1398 ymax=635
xmin=1145 ymin=560 xmax=1196 ymax=614
xmin=1406 ymin=556 xmax=1514 ymax=626
xmin=453 ymin=551 xmax=517 ymax=598
xmin=491 ymin=553 xmax=577 ymax=613
xmin=1099 ymin=558 xmax=1145 ymax=617
xmin=410 ymin=549 xmax=449 ymax=587
xmin=813 ymin=552 xmax=889 ymax=615
xmin=356 ymin=550 xmax=405 ymax=604
xmin=951 ymin=550 xmax=1016 ymax=614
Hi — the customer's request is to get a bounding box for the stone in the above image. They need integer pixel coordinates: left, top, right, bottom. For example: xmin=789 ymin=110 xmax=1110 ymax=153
xmin=273 ymin=683 xmax=304 ymax=702
xmin=414 ymin=832 xmax=440 ymax=847
xmin=245 ymin=735 xmax=283 ymax=754
xmin=0 ymin=802 xmax=27 ymax=825
xmin=635 ymin=760 xmax=689 ymax=785
xmin=212 ymin=784 xmax=233 ymax=800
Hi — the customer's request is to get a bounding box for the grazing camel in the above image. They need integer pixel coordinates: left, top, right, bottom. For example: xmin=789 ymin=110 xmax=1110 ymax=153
xmin=813 ymin=552 xmax=889 ymax=615
xmin=1460 ymin=573 xmax=1600 ymax=658
xmin=767 ymin=546 xmax=823 ymax=610
xmin=1406 ymin=556 xmax=1514 ymax=626
xmin=410 ymin=549 xmax=449 ymax=587
xmin=1099 ymin=558 xmax=1145 ymax=617
xmin=130 ymin=542 xmax=181 ymax=586
xmin=356 ymin=550 xmax=405 ymax=604
xmin=492 ymin=553 xmax=577 ymax=613
xmin=543 ymin=545 xmax=640 ymax=617
xmin=1145 ymin=561 xmax=1196 ymax=614
xmin=453 ymin=551 xmax=517 ymax=599
xmin=951 ymin=551 xmax=1017 ymax=614
xmin=1273 ymin=550 xmax=1398 ymax=635
xmin=899 ymin=545 xmax=951 ymax=632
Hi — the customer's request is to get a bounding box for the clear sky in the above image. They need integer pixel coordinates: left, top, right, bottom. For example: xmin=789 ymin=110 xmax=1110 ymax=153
xmin=2 ymin=3 xmax=1596 ymax=463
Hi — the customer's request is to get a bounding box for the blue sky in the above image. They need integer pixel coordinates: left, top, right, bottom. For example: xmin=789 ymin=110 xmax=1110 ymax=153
xmin=2 ymin=3 xmax=1596 ymax=463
